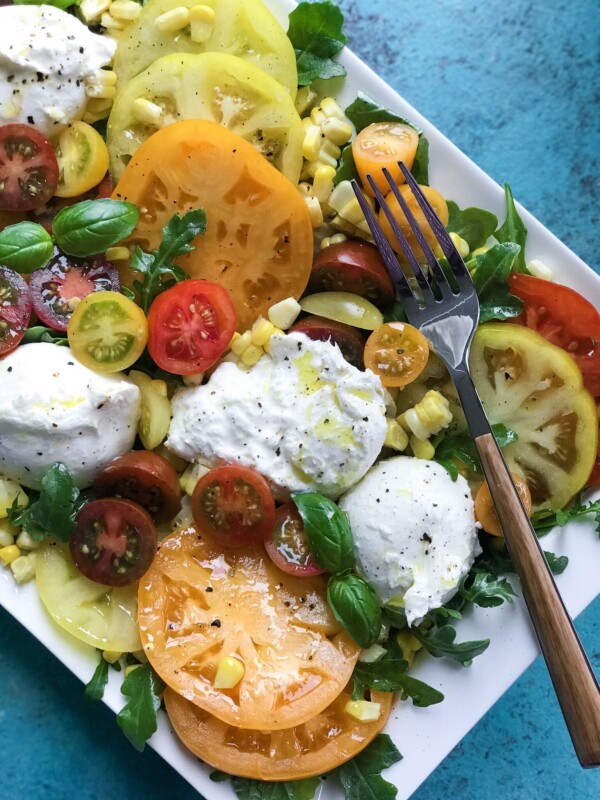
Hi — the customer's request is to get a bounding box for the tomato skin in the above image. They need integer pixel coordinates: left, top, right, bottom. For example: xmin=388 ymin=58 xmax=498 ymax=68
xmin=94 ymin=451 xmax=181 ymax=525
xmin=353 ymin=121 xmax=420 ymax=197
xmin=0 ymin=266 xmax=32 ymax=355
xmin=475 ymin=473 xmax=532 ymax=536
xmin=191 ymin=465 xmax=275 ymax=547
xmin=363 ymin=321 xmax=430 ymax=387
xmin=264 ymin=503 xmax=324 ymax=577
xmin=0 ymin=124 xmax=59 ymax=211
xmin=31 ymin=173 xmax=114 ymax=234
xmin=510 ymin=273 xmax=600 ymax=397
xmin=54 ymin=120 xmax=109 ymax=199
xmin=290 ymin=315 xmax=365 ymax=369
xmin=148 ymin=279 xmax=237 ymax=375
xmin=310 ymin=241 xmax=395 ymax=307
xmin=70 ymin=498 xmax=157 ymax=587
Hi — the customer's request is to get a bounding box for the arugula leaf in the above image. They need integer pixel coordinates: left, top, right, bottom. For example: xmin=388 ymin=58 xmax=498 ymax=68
xmin=495 ymin=184 xmax=528 ymax=272
xmin=53 ymin=199 xmax=139 ymax=257
xmin=85 ymin=654 xmax=110 ymax=702
xmin=471 ymin=242 xmax=524 ymax=322
xmin=338 ymin=734 xmax=402 ymax=800
xmin=446 ymin=201 xmax=498 ymax=251
xmin=434 ymin=423 xmax=518 ymax=480
xmin=287 ymin=1 xmax=347 ymax=86
xmin=353 ymin=658 xmax=443 ymax=707
xmin=231 ymin=776 xmax=320 ymax=800
xmin=411 ymin=623 xmax=490 ymax=666
xmin=459 ymin=570 xmax=516 ymax=608
xmin=477 ymin=539 xmax=569 ymax=577
xmin=131 ymin=209 xmax=206 ymax=313
xmin=531 ymin=493 xmax=600 ymax=536
xmin=9 ymin=462 xmax=79 ymax=542
xmin=327 ymin=574 xmax=382 ymax=648
xmin=334 ymin=144 xmax=359 ymax=185
xmin=0 ymin=221 xmax=54 ymax=273
xmin=292 ymin=492 xmax=354 ymax=574
xmin=116 ymin=663 xmax=165 ymax=752
xmin=382 ymin=301 xmax=407 ymax=324
xmin=544 ymin=551 xmax=569 ymax=575
xmin=210 ymin=771 xmax=230 ymax=783
xmin=411 ymin=135 xmax=430 ymax=186
xmin=345 ymin=92 xmax=421 ymax=135
xmin=20 ymin=326 xmax=68 ymax=346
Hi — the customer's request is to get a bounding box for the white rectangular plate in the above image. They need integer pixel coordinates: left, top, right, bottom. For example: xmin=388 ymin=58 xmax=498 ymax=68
xmin=1 ymin=1 xmax=599 ymax=798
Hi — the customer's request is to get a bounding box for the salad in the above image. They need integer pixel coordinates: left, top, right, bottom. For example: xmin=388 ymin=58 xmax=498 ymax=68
xmin=0 ymin=1 xmax=599 ymax=799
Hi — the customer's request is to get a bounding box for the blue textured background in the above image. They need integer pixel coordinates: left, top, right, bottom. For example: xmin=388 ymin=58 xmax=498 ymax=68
xmin=1 ymin=1 xmax=599 ymax=799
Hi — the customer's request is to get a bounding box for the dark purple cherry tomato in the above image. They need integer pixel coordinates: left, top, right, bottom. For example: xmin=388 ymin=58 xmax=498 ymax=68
xmin=291 ymin=315 xmax=366 ymax=369
xmin=264 ymin=503 xmax=324 ymax=577
xmin=0 ymin=124 xmax=59 ymax=211
xmin=310 ymin=240 xmax=395 ymax=307
xmin=0 ymin=266 xmax=32 ymax=355
xmin=29 ymin=248 xmax=120 ymax=331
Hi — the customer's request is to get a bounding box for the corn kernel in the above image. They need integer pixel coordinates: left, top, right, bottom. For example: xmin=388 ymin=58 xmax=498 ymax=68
xmin=304 ymin=195 xmax=323 ymax=228
xmin=0 ymin=525 xmax=15 ymax=548
xmin=321 ymin=117 xmax=353 ymax=146
xmin=102 ymin=650 xmax=123 ymax=664
xmin=79 ymin=0 xmax=111 ymax=23
xmin=110 ymin=0 xmax=142 ymax=20
xmin=315 ymin=147 xmax=338 ymax=169
xmin=231 ymin=330 xmax=252 ymax=356
xmin=328 ymin=180 xmax=356 ymax=213
xmin=82 ymin=109 xmax=108 ymax=125
xmin=86 ymin=97 xmax=114 ymax=114
xmin=251 ymin=318 xmax=276 ymax=347
xmin=10 ymin=554 xmax=35 ymax=584
xmin=85 ymin=82 xmax=116 ymax=100
xmin=263 ymin=328 xmax=284 ymax=353
xmin=338 ymin=198 xmax=366 ymax=226
xmin=16 ymin=530 xmax=40 ymax=551
xmin=268 ymin=297 xmax=302 ymax=330
xmin=0 ymin=477 xmax=28 ymax=518
xmin=189 ymin=4 xmax=215 ymax=43
xmin=182 ymin=371 xmax=205 ymax=387
xmin=125 ymin=663 xmax=142 ymax=677
xmin=358 ymin=644 xmax=387 ymax=663
xmin=400 ymin=390 xmax=452 ymax=440
xmin=131 ymin=97 xmax=164 ymax=127
xmin=310 ymin=106 xmax=327 ymax=126
xmin=344 ymin=700 xmax=381 ymax=722
xmin=320 ymin=232 xmax=347 ymax=250
xmin=105 ymin=246 xmax=130 ymax=262
xmin=240 ymin=344 xmax=264 ymax=367
xmin=312 ymin=165 xmax=336 ymax=203
xmin=300 ymin=160 xmax=324 ymax=181
xmin=471 ymin=245 xmax=491 ymax=258
xmin=155 ymin=6 xmax=190 ymax=32
xmin=297 ymin=181 xmax=312 ymax=197
xmin=330 ymin=214 xmax=373 ymax=241
xmin=295 ymin=86 xmax=318 ymax=116
xmin=448 ymin=231 xmax=470 ymax=259
xmin=302 ymin=125 xmax=322 ymax=161
xmin=411 ymin=435 xmax=435 ymax=460
xmin=180 ymin=462 xmax=210 ymax=496
xmin=526 ymin=258 xmax=553 ymax=280
xmin=154 ymin=444 xmax=188 ymax=473
xmin=384 ymin=419 xmax=409 ymax=451
xmin=301 ymin=116 xmax=314 ymax=133
xmin=320 ymin=96 xmax=345 ymax=120
xmin=0 ymin=544 xmax=21 ymax=566
xmin=213 ymin=655 xmax=245 ymax=689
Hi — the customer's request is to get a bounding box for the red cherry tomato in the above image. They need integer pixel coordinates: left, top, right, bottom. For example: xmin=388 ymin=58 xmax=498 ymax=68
xmin=148 ymin=280 xmax=237 ymax=375
xmin=29 ymin=249 xmax=120 ymax=332
xmin=290 ymin=315 xmax=366 ymax=369
xmin=310 ymin=241 xmax=395 ymax=308
xmin=191 ymin=465 xmax=275 ymax=547
xmin=94 ymin=450 xmax=182 ymax=525
xmin=70 ymin=498 xmax=157 ymax=587
xmin=31 ymin=173 xmax=114 ymax=234
xmin=0 ymin=266 xmax=32 ymax=355
xmin=510 ymin=273 xmax=600 ymax=397
xmin=0 ymin=124 xmax=59 ymax=211
xmin=264 ymin=503 xmax=325 ymax=577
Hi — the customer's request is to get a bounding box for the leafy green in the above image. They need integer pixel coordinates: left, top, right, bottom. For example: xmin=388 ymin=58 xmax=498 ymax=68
xmin=411 ymin=135 xmax=430 ymax=186
xmin=411 ymin=623 xmax=490 ymax=666
xmin=116 ymin=663 xmax=165 ymax=752
xmin=85 ymin=654 xmax=110 ymax=702
xmin=471 ymin=242 xmax=524 ymax=322
xmin=338 ymin=734 xmax=402 ymax=800
xmin=477 ymin=539 xmax=569 ymax=577
xmin=231 ymin=776 xmax=320 ymax=800
xmin=434 ymin=423 xmax=518 ymax=480
xmin=15 ymin=0 xmax=77 ymax=9
xmin=531 ymin=493 xmax=600 ymax=536
xmin=287 ymin=1 xmax=347 ymax=85
xmin=52 ymin=199 xmax=139 ymax=258
xmin=292 ymin=492 xmax=354 ymax=574
xmin=495 ymin=184 xmax=528 ymax=272
xmin=9 ymin=462 xmax=80 ymax=542
xmin=459 ymin=570 xmax=516 ymax=608
xmin=20 ymin=326 xmax=68 ymax=346
xmin=345 ymin=92 xmax=421 ymax=135
xmin=131 ymin=209 xmax=206 ymax=313
xmin=0 ymin=221 xmax=54 ymax=273
xmin=327 ymin=574 xmax=382 ymax=648
xmin=446 ymin=201 xmax=498 ymax=251
xmin=353 ymin=646 xmax=443 ymax=707
xmin=334 ymin=144 xmax=359 ymax=185
xmin=544 ymin=551 xmax=569 ymax=575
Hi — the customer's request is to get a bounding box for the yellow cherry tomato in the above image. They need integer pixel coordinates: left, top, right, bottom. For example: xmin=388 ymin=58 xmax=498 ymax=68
xmin=378 ymin=183 xmax=449 ymax=263
xmin=54 ymin=120 xmax=110 ymax=198
xmin=67 ymin=291 xmax=148 ymax=373
xmin=299 ymin=292 xmax=383 ymax=331
xmin=353 ymin=122 xmax=420 ymax=197
xmin=363 ymin=322 xmax=430 ymax=387
xmin=475 ymin=473 xmax=533 ymax=537
xmin=128 ymin=370 xmax=172 ymax=450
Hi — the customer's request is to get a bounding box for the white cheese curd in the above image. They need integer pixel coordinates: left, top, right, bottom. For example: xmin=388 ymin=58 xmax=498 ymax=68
xmin=166 ymin=333 xmax=387 ymax=500
xmin=0 ymin=343 xmax=140 ymax=489
xmin=339 ymin=456 xmax=480 ymax=626
xmin=0 ymin=5 xmax=116 ymax=136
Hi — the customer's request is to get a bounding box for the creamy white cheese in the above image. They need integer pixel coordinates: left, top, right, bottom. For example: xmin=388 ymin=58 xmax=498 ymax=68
xmin=0 ymin=6 xmax=116 ymax=136
xmin=166 ymin=333 xmax=387 ymax=500
xmin=339 ymin=456 xmax=480 ymax=625
xmin=0 ymin=343 xmax=140 ymax=489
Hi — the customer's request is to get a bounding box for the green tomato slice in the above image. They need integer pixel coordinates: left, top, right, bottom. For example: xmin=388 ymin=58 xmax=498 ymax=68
xmin=299 ymin=292 xmax=384 ymax=331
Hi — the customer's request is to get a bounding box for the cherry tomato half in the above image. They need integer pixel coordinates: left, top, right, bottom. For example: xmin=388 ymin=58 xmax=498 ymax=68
xmin=264 ymin=503 xmax=324 ymax=577
xmin=0 ymin=124 xmax=59 ymax=211
xmin=70 ymin=498 xmax=157 ymax=586
xmin=148 ymin=280 xmax=237 ymax=376
xmin=291 ymin=315 xmax=365 ymax=369
xmin=0 ymin=266 xmax=32 ymax=356
xmin=475 ymin=473 xmax=532 ymax=537
xmin=54 ymin=120 xmax=110 ymax=199
xmin=510 ymin=273 xmax=600 ymax=397
xmin=30 ymin=249 xmax=120 ymax=332
xmin=363 ymin=321 xmax=430 ymax=387
xmin=309 ymin=241 xmax=395 ymax=308
xmin=31 ymin=172 xmax=114 ymax=234
xmin=94 ymin=451 xmax=181 ymax=525
xmin=191 ymin=465 xmax=275 ymax=547
xmin=352 ymin=121 xmax=420 ymax=197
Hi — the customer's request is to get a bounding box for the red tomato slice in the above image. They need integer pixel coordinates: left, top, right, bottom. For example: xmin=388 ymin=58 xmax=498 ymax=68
xmin=29 ymin=249 xmax=120 ymax=332
xmin=148 ymin=280 xmax=237 ymax=375
xmin=0 ymin=124 xmax=59 ymax=211
xmin=264 ymin=503 xmax=324 ymax=577
xmin=0 ymin=266 xmax=32 ymax=355
xmin=310 ymin=240 xmax=395 ymax=307
xmin=588 ymin=403 xmax=600 ymax=487
xmin=510 ymin=273 xmax=600 ymax=397
xmin=191 ymin=465 xmax=275 ymax=547
xmin=70 ymin=498 xmax=157 ymax=587
xmin=290 ymin=315 xmax=365 ymax=369
xmin=31 ymin=172 xmax=114 ymax=234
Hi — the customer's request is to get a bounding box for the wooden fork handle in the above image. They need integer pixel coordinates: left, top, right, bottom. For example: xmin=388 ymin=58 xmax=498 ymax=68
xmin=475 ymin=432 xmax=600 ymax=767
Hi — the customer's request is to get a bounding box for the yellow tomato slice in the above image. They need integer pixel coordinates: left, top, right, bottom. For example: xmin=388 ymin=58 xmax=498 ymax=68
xmin=128 ymin=370 xmax=172 ymax=450
xmin=54 ymin=121 xmax=110 ymax=198
xmin=164 ymin=682 xmax=393 ymax=780
xmin=299 ymin=292 xmax=384 ymax=330
xmin=67 ymin=291 xmax=148 ymax=373
xmin=378 ymin=184 xmax=449 ymax=262
xmin=364 ymin=322 xmax=430 ymax=387
xmin=353 ymin=122 xmax=420 ymax=197
xmin=138 ymin=526 xmax=360 ymax=730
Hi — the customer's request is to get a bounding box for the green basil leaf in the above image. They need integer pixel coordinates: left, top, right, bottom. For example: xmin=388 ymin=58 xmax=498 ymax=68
xmin=53 ymin=199 xmax=139 ymax=257
xmin=85 ymin=654 xmax=110 ymax=702
xmin=292 ymin=492 xmax=354 ymax=574
xmin=327 ymin=574 xmax=381 ymax=648
xmin=459 ymin=570 xmax=516 ymax=608
xmin=0 ymin=221 xmax=53 ymax=273
xmin=231 ymin=776 xmax=320 ymax=800
xmin=353 ymin=658 xmax=443 ymax=707
xmin=411 ymin=623 xmax=489 ymax=666
xmin=345 ymin=92 xmax=422 ymax=135
xmin=20 ymin=326 xmax=68 ymax=346
xmin=446 ymin=201 xmax=498 ymax=251
xmin=338 ymin=734 xmax=402 ymax=800
xmin=495 ymin=184 xmax=528 ymax=272
xmin=287 ymin=1 xmax=347 ymax=86
xmin=116 ymin=663 xmax=165 ymax=752
xmin=471 ymin=242 xmax=524 ymax=322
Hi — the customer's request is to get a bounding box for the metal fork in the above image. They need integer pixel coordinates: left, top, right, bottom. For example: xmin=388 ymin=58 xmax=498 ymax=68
xmin=352 ymin=164 xmax=600 ymax=767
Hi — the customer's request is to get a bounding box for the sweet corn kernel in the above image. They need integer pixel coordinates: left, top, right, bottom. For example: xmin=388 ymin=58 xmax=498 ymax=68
xmin=300 ymin=159 xmax=326 ymax=181
xmin=105 ymin=246 xmax=130 ymax=262
xmin=302 ymin=125 xmax=323 ymax=161
xmin=527 ymin=258 xmax=553 ymax=280
xmin=471 ymin=245 xmax=491 ymax=258
xmin=189 ymin=4 xmax=215 ymax=43
xmin=321 ymin=232 xmax=348 ymax=249
xmin=0 ymin=545 xmax=21 ymax=565
xmin=231 ymin=330 xmax=252 ymax=356
xmin=295 ymin=86 xmax=317 ymax=116
xmin=449 ymin=231 xmax=470 ymax=259
xmin=102 ymin=650 xmax=123 ymax=664
xmin=400 ymin=390 xmax=452 ymax=440
xmin=301 ymin=116 xmax=314 ymax=133
xmin=320 ymin=96 xmax=345 ymax=120
xmin=16 ymin=529 xmax=40 ymax=551
xmin=263 ymin=328 xmax=284 ymax=353
xmin=86 ymin=98 xmax=114 ymax=116
xmin=240 ymin=344 xmax=264 ymax=367
xmin=110 ymin=0 xmax=142 ymax=20
xmin=328 ymin=180 xmax=356 ymax=213
xmin=251 ymin=318 xmax=276 ymax=347
xmin=85 ymin=82 xmax=116 ymax=100
xmin=154 ymin=444 xmax=188 ymax=473
xmin=79 ymin=0 xmax=111 ymax=23
xmin=311 ymin=165 xmax=336 ymax=203
xmin=0 ymin=477 xmax=28 ymax=518
xmin=304 ymin=195 xmax=323 ymax=228
xmin=297 ymin=181 xmax=312 ymax=197
xmin=320 ymin=138 xmax=341 ymax=160
xmin=213 ymin=655 xmax=245 ymax=689
xmin=315 ymin=147 xmax=338 ymax=169
xmin=268 ymin=297 xmax=301 ymax=330
xmin=358 ymin=644 xmax=387 ymax=663
xmin=131 ymin=97 xmax=164 ymax=127
xmin=155 ymin=6 xmax=190 ymax=32
xmin=180 ymin=462 xmax=210 ymax=496
xmin=125 ymin=663 xmax=142 ymax=677
xmin=338 ymin=198 xmax=366 ymax=226
xmin=10 ymin=554 xmax=36 ymax=584
xmin=0 ymin=526 xmax=15 ymax=548
xmin=87 ymin=69 xmax=117 ymax=87
xmin=410 ymin=435 xmax=435 ymax=460
xmin=344 ymin=700 xmax=381 ymax=722
xmin=82 ymin=109 xmax=108 ymax=124
xmin=384 ymin=419 xmax=409 ymax=451
xmin=182 ymin=371 xmax=205 ymax=387
xmin=310 ymin=106 xmax=327 ymax=126
xmin=321 ymin=117 xmax=353 ymax=146
xmin=330 ymin=214 xmax=373 ymax=240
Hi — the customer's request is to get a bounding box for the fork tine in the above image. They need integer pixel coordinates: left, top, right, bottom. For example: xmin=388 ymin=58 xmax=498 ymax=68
xmin=351 ymin=181 xmax=420 ymax=315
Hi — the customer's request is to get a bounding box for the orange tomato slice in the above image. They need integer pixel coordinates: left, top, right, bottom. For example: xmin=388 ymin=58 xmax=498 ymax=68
xmin=364 ymin=321 xmax=430 ymax=387
xmin=112 ymin=120 xmax=313 ymax=332
xmin=475 ymin=473 xmax=532 ymax=537
xmin=378 ymin=183 xmax=448 ymax=262
xmin=164 ymin=682 xmax=393 ymax=781
xmin=353 ymin=121 xmax=420 ymax=197
xmin=138 ymin=527 xmax=360 ymax=730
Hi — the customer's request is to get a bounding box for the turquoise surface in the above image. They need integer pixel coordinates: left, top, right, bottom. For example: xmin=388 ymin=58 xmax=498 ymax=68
xmin=1 ymin=1 xmax=599 ymax=799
